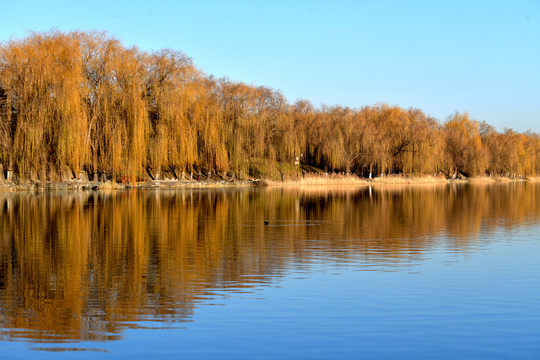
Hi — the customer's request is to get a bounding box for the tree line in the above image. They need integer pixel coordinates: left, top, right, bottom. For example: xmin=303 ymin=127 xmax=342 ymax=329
xmin=0 ymin=30 xmax=538 ymax=181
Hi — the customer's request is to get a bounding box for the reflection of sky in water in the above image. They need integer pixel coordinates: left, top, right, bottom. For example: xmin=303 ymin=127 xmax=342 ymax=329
xmin=0 ymin=183 xmax=539 ymax=359
xmin=128 ymin=227 xmax=540 ymax=360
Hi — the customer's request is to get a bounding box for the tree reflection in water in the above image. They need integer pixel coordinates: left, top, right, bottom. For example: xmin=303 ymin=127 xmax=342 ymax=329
xmin=0 ymin=183 xmax=538 ymax=342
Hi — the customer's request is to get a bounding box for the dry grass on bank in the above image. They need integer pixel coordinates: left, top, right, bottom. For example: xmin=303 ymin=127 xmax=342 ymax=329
xmin=258 ymin=173 xmax=539 ymax=188
xmin=260 ymin=174 xmax=370 ymax=187
xmin=370 ymin=175 xmax=448 ymax=184
xmin=260 ymin=174 xmax=451 ymax=187
xmin=468 ymin=175 xmax=532 ymax=183
xmin=468 ymin=176 xmax=503 ymax=183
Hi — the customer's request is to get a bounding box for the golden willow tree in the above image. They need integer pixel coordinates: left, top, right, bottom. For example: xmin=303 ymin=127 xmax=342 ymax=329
xmin=143 ymin=49 xmax=199 ymax=177
xmin=0 ymin=30 xmax=539 ymax=181
xmin=0 ymin=31 xmax=87 ymax=179
xmin=79 ymin=32 xmax=148 ymax=181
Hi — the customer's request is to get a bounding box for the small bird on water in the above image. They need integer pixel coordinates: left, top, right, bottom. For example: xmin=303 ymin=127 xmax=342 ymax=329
xmin=264 ymin=220 xmax=269 ymax=225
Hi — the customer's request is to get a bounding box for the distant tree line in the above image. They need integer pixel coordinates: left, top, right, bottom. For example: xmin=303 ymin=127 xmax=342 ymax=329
xmin=0 ymin=31 xmax=538 ymax=181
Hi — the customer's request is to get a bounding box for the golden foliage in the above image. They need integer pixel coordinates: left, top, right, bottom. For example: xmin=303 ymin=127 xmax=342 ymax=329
xmin=0 ymin=31 xmax=539 ymax=180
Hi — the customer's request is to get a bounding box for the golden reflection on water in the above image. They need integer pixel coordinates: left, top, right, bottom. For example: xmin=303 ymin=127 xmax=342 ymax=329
xmin=0 ymin=183 xmax=538 ymax=343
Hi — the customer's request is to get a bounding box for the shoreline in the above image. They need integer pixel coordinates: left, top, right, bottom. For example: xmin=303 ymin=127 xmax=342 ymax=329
xmin=259 ymin=174 xmax=537 ymax=187
xmin=0 ymin=179 xmax=257 ymax=192
xmin=0 ymin=174 xmax=537 ymax=192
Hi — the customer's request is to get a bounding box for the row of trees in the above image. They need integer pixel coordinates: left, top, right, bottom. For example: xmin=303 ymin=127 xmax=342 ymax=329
xmin=0 ymin=30 xmax=539 ymax=181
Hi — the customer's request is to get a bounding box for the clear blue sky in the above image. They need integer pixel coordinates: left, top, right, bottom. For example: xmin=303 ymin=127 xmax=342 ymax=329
xmin=1 ymin=0 xmax=539 ymax=132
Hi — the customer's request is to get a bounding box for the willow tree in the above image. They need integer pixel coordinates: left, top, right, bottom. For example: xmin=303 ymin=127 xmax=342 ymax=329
xmin=0 ymin=83 xmax=13 ymax=170
xmin=80 ymin=31 xmax=122 ymax=176
xmin=110 ymin=47 xmax=149 ymax=181
xmin=190 ymin=76 xmax=228 ymax=173
xmin=324 ymin=106 xmax=359 ymax=173
xmin=144 ymin=49 xmax=199 ymax=177
xmin=218 ymin=80 xmax=253 ymax=174
xmin=284 ymin=100 xmax=312 ymax=162
xmin=0 ymin=31 xmax=87 ymax=180
xmin=493 ymin=130 xmax=535 ymax=176
xmin=399 ymin=109 xmax=445 ymax=175
xmin=444 ymin=113 xmax=489 ymax=177
xmin=305 ymin=106 xmax=343 ymax=171
xmin=80 ymin=33 xmax=149 ymax=181
xmin=523 ymin=131 xmax=540 ymax=175
xmin=360 ymin=105 xmax=392 ymax=176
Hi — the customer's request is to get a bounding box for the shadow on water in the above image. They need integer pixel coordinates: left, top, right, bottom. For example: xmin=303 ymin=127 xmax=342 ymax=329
xmin=0 ymin=183 xmax=538 ymax=344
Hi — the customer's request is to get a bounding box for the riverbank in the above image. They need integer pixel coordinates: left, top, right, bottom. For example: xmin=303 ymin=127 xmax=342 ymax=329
xmin=259 ymin=174 xmax=533 ymax=187
xmin=0 ymin=174 xmax=535 ymax=192
xmin=0 ymin=179 xmax=258 ymax=192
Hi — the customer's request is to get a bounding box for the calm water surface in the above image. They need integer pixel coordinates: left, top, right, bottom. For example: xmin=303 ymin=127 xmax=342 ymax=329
xmin=0 ymin=183 xmax=539 ymax=359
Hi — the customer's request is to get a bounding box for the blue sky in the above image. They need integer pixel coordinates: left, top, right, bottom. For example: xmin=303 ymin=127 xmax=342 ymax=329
xmin=1 ymin=0 xmax=539 ymax=132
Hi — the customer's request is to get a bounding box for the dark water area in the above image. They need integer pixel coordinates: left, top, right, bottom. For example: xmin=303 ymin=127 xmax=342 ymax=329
xmin=0 ymin=183 xmax=539 ymax=359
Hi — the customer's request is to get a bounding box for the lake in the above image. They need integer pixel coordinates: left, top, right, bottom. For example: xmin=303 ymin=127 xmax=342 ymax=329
xmin=0 ymin=183 xmax=539 ymax=359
